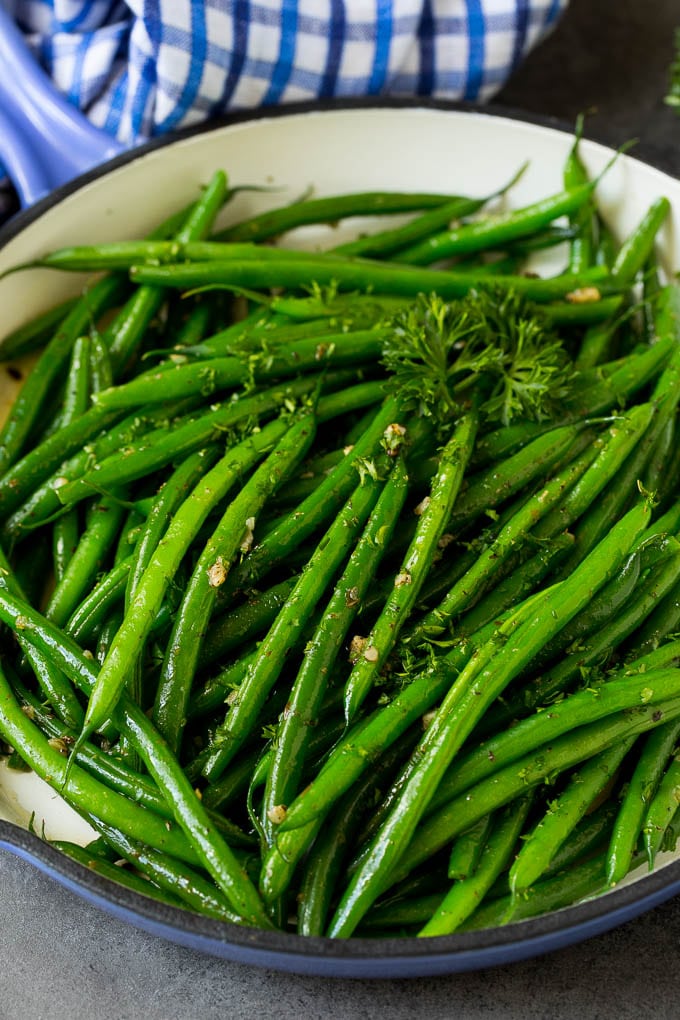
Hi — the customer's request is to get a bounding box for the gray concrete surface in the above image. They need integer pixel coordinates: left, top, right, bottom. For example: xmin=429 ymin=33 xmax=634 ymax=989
xmin=3 ymin=1 xmax=680 ymax=1016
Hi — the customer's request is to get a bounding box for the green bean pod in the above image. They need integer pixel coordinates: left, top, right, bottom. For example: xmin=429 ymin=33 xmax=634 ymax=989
xmin=92 ymin=820 xmax=244 ymax=924
xmin=447 ymin=815 xmax=493 ymax=882
xmin=130 ymin=255 xmax=615 ymax=306
xmin=52 ymin=335 xmax=92 ymax=582
xmin=153 ymin=414 xmax=316 ymax=753
xmin=508 ymin=738 xmax=635 ymax=895
xmin=51 ymin=839 xmax=187 ymax=910
xmin=607 ymin=717 xmax=680 ymax=884
xmin=0 ymin=274 xmax=126 ymax=476
xmin=262 ymin=456 xmax=409 ymax=845
xmin=343 ymin=408 xmax=478 ymax=722
xmin=389 ymin=696 xmax=680 ymax=895
xmin=0 ymin=588 xmax=273 ymax=927
xmin=642 ymin=752 xmax=680 ymax=867
xmin=327 ymin=500 xmax=652 ymax=937
xmin=418 ymin=797 xmax=533 ymax=937
xmin=201 ymin=453 xmax=397 ymax=784
xmin=76 ymin=415 xmax=297 ymax=749
xmin=215 ymin=189 xmax=479 ymax=243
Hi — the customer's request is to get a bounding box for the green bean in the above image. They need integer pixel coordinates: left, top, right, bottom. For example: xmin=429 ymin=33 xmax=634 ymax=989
xmin=0 ymin=297 xmax=78 ymax=361
xmin=201 ymin=452 xmax=398 ymax=784
xmin=594 ymin=214 xmax=620 ymax=269
xmin=574 ymin=307 xmax=626 ymax=371
xmin=642 ymin=750 xmax=680 ymax=866
xmin=52 ymin=335 xmax=91 ymax=582
xmin=51 ymin=839 xmax=187 ymax=910
xmin=541 ymin=799 xmax=619 ymax=881
xmin=75 ymin=413 xmax=299 ymax=752
xmin=102 ymin=284 xmax=165 ymax=374
xmin=332 ymin=172 xmax=525 ymax=259
xmin=58 ymin=335 xmax=92 ymax=431
xmin=641 ymin=252 xmax=663 ymax=336
xmin=198 ymin=576 xmax=298 ymax=669
xmin=92 ymin=820 xmax=244 ymax=924
xmin=418 ymin=797 xmax=533 ymax=937
xmin=153 ymin=414 xmax=315 ymax=753
xmin=447 ymin=815 xmax=493 ymax=881
xmin=53 ymin=373 xmax=364 ymax=513
xmin=627 ymin=571 xmax=680 ymax=659
xmin=607 ymin=718 xmax=680 ymax=884
xmin=262 ymin=457 xmax=409 ymax=845
xmin=45 ymin=491 xmax=127 ymax=628
xmin=390 ymin=696 xmax=680 ymax=894
xmin=0 ymin=275 xmax=126 ymax=477
xmin=92 ymin=330 xmax=386 ymax=410
xmin=391 ymin=181 xmax=598 ymax=266
xmin=563 ymin=129 xmax=596 ymax=275
xmin=611 ymin=198 xmax=671 ymax=286
xmin=170 ymin=297 xmax=215 ymax=351
xmin=89 ymin=332 xmax=114 ymax=394
xmin=475 ymin=224 xmax=577 ymax=258
xmin=344 ymin=409 xmax=478 ymax=722
xmin=411 ymin=440 xmax=597 ymax=641
xmin=214 ymin=189 xmax=495 ymax=244
xmin=327 ymin=500 xmax=651 ymax=936
xmin=554 ymin=401 xmax=671 ymax=577
xmin=359 ymin=894 xmax=442 ymax=931
xmin=509 ymin=738 xmax=634 ymax=896
xmin=0 ymin=587 xmax=273 ymax=927
xmin=31 ymin=239 xmax=379 ymax=274
xmin=459 ymin=850 xmax=636 ymax=931
xmin=522 ymin=544 xmax=643 ymax=675
xmin=125 ymin=448 xmax=219 ymax=607
xmin=541 ymin=295 xmax=622 ymax=328
xmin=296 ymin=735 xmax=413 ymax=937
xmin=642 ymin=416 xmax=675 ymax=495
xmin=128 ymin=257 xmax=613 ymax=305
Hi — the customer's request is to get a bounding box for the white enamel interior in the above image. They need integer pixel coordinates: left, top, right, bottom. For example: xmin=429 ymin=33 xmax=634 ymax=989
xmin=0 ymin=105 xmax=679 ymax=887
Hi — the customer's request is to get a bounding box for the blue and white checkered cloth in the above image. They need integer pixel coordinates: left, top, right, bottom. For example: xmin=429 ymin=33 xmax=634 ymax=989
xmin=8 ymin=0 xmax=567 ymax=147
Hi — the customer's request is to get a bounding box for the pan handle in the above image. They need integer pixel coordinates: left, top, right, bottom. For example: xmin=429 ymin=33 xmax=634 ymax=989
xmin=0 ymin=5 xmax=124 ymax=207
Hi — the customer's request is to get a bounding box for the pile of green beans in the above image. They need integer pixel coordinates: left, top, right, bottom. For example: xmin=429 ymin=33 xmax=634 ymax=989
xmin=1 ymin=145 xmax=680 ymax=943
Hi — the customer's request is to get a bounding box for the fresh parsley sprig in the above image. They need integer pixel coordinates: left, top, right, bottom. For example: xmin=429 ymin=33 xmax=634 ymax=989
xmin=381 ymin=289 xmax=575 ymax=430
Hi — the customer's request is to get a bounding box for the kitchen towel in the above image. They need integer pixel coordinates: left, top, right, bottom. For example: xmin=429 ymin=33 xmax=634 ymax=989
xmin=9 ymin=0 xmax=567 ymax=146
